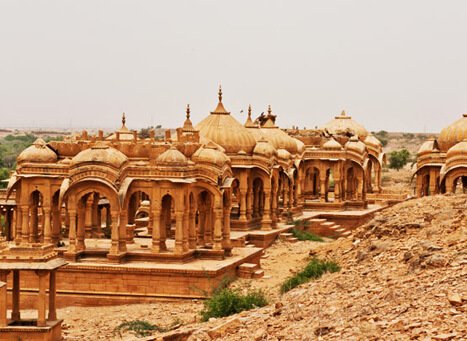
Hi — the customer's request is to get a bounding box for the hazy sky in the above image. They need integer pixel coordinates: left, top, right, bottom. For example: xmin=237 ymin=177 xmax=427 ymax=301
xmin=1 ymin=1 xmax=466 ymax=132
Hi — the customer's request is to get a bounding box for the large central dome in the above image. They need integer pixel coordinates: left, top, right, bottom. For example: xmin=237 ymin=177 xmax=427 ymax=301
xmin=438 ymin=113 xmax=467 ymax=152
xmin=195 ymin=87 xmax=257 ymax=154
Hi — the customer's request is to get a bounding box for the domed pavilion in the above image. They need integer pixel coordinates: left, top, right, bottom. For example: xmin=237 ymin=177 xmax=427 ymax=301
xmin=415 ymin=113 xmax=467 ymax=195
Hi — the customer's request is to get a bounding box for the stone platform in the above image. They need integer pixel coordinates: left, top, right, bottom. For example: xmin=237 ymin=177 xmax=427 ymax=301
xmin=7 ymin=242 xmax=263 ymax=308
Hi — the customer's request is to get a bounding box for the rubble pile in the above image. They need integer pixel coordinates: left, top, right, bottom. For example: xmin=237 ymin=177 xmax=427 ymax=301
xmin=172 ymin=195 xmax=466 ymax=340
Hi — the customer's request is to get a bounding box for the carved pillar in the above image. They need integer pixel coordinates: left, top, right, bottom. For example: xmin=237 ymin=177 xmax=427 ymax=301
xmin=30 ymin=204 xmax=38 ymax=243
xmin=182 ymin=207 xmax=189 ymax=252
xmin=239 ymin=190 xmax=247 ymax=222
xmin=0 ymin=271 xmax=7 ymax=327
xmin=320 ymin=177 xmax=326 ymax=202
xmin=48 ymin=271 xmax=57 ymax=321
xmin=152 ymin=207 xmax=162 ymax=253
xmin=43 ymin=207 xmax=52 ymax=244
xmin=213 ymin=208 xmax=223 ymax=251
xmin=109 ymin=212 xmax=120 ymax=255
xmin=15 ymin=206 xmax=22 ymax=245
xmin=52 ymin=205 xmax=61 ymax=243
xmin=12 ymin=270 xmax=20 ymax=320
xmin=37 ymin=271 xmax=48 ymax=327
xmin=222 ymin=203 xmax=232 ymax=254
xmin=261 ymin=190 xmax=272 ymax=230
xmin=76 ymin=207 xmax=85 ymax=252
xmin=174 ymin=211 xmax=184 ymax=254
xmin=67 ymin=210 xmax=77 ymax=253
xmin=119 ymin=210 xmax=128 ymax=252
xmin=246 ymin=189 xmax=253 ymax=221
xmin=188 ymin=209 xmax=197 ymax=249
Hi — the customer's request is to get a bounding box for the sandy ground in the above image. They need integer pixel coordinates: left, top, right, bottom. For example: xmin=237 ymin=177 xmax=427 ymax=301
xmin=59 ymin=239 xmax=326 ymax=340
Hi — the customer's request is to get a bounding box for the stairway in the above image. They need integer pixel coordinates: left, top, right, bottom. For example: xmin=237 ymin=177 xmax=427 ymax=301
xmin=237 ymin=263 xmax=264 ymax=279
xmin=305 ymin=218 xmax=351 ymax=238
xmin=278 ymin=232 xmax=298 ymax=243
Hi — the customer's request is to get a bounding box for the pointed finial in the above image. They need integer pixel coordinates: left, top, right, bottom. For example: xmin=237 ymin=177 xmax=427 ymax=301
xmin=268 ymin=105 xmax=272 ymax=115
xmin=218 ymin=85 xmax=223 ymax=103
xmin=122 ymin=112 xmax=126 ymax=125
xmin=248 ymin=104 xmax=252 ymax=119
xmin=341 ymin=110 xmax=346 ymax=116
xmin=186 ymin=104 xmax=190 ymax=119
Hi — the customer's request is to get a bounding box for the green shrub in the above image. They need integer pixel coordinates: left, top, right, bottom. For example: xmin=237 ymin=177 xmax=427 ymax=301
xmin=114 ymin=320 xmax=163 ymax=337
xmin=389 ymin=148 xmax=411 ymax=171
xmin=280 ymin=258 xmax=340 ymax=294
xmin=291 ymin=228 xmax=324 ymax=242
xmin=201 ymin=288 xmax=268 ymax=321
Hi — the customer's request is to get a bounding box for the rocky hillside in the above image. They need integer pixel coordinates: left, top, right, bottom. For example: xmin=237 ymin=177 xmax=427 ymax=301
xmin=162 ymin=195 xmax=466 ymax=340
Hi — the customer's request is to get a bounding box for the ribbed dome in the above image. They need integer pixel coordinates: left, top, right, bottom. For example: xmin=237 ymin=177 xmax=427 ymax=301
xmin=253 ymin=137 xmax=277 ymax=158
xmin=156 ymin=145 xmax=188 ymax=166
xmin=438 ymin=114 xmax=467 ymax=152
xmin=260 ymin=112 xmax=298 ymax=154
xmin=446 ymin=140 xmax=467 ymax=160
xmin=195 ymin=87 xmax=257 ymax=154
xmin=364 ymin=134 xmax=382 ymax=150
xmin=322 ymin=110 xmax=368 ymax=139
xmin=323 ymin=137 xmax=343 ymax=150
xmin=192 ymin=143 xmax=230 ymax=167
xmin=345 ymin=136 xmax=367 ymax=154
xmin=417 ymin=138 xmax=439 ymax=156
xmin=17 ymin=138 xmax=58 ymax=164
xmin=71 ymin=142 xmax=128 ymax=168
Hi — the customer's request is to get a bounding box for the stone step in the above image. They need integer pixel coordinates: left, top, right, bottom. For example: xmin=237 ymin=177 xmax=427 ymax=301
xmin=287 ymin=237 xmax=299 ymax=243
xmin=238 ymin=263 xmax=259 ymax=272
xmin=279 ymin=233 xmax=293 ymax=241
xmin=328 ymin=224 xmax=342 ymax=231
xmin=252 ymin=269 xmax=264 ymax=279
xmin=320 ymin=221 xmax=335 ymax=227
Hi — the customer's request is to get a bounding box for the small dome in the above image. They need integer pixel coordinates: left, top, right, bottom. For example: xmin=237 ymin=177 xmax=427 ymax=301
xmin=156 ymin=145 xmax=188 ymax=166
xmin=322 ymin=110 xmax=368 ymax=139
xmin=253 ymin=138 xmax=277 ymax=158
xmin=364 ymin=134 xmax=382 ymax=150
xmin=192 ymin=143 xmax=230 ymax=167
xmin=17 ymin=138 xmax=58 ymax=164
xmin=417 ymin=138 xmax=439 ymax=156
xmin=438 ymin=113 xmax=467 ymax=152
xmin=323 ymin=138 xmax=343 ymax=150
xmin=260 ymin=107 xmax=299 ymax=154
xmin=277 ymin=148 xmax=291 ymax=160
xmin=446 ymin=140 xmax=467 ymax=160
xmin=345 ymin=136 xmax=367 ymax=154
xmin=71 ymin=142 xmax=128 ymax=168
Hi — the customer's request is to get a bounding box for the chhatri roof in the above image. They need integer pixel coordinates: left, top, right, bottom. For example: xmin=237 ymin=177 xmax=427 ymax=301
xmin=71 ymin=142 xmax=128 ymax=168
xmin=195 ymin=86 xmax=257 ymax=154
xmin=106 ymin=113 xmax=135 ymax=141
xmin=17 ymin=138 xmax=58 ymax=164
xmin=259 ymin=106 xmax=298 ymax=155
xmin=438 ymin=113 xmax=467 ymax=152
xmin=322 ymin=110 xmax=368 ymax=139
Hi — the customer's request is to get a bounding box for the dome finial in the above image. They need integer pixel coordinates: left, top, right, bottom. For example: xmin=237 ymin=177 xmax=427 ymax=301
xmin=341 ymin=110 xmax=346 ymax=116
xmin=186 ymin=104 xmax=191 ymax=119
xmin=218 ymin=85 xmax=223 ymax=103
xmin=122 ymin=112 xmax=126 ymax=126
xmin=248 ymin=104 xmax=252 ymax=119
xmin=268 ymin=105 xmax=272 ymax=115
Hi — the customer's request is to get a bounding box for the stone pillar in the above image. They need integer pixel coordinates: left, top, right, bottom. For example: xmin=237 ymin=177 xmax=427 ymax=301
xmin=96 ymin=207 xmax=103 ymax=237
xmin=334 ymin=180 xmax=341 ymax=202
xmin=174 ymin=211 xmax=184 ymax=254
xmin=21 ymin=205 xmax=29 ymax=244
xmin=188 ymin=210 xmax=197 ymax=249
xmin=271 ymin=187 xmax=278 ymax=226
xmin=43 ymin=207 xmax=52 ymax=244
xmin=182 ymin=208 xmax=189 ymax=252
xmin=76 ymin=208 xmax=85 ymax=252
xmin=213 ymin=208 xmax=223 ymax=251
xmin=152 ymin=207 xmax=161 ymax=253
xmin=0 ymin=272 xmax=7 ymax=327
xmin=253 ymin=188 xmax=259 ymax=218
xmin=52 ymin=205 xmax=61 ymax=244
xmin=119 ymin=210 xmax=127 ymax=252
xmin=109 ymin=212 xmax=120 ymax=255
xmin=320 ymin=178 xmax=326 ymax=202
xmin=222 ymin=206 xmax=232 ymax=254
xmin=15 ymin=206 xmax=22 ymax=245
xmin=261 ymin=191 xmax=272 ymax=230
xmin=37 ymin=271 xmax=48 ymax=327
xmin=68 ymin=210 xmax=77 ymax=253
xmin=12 ymin=270 xmax=20 ymax=321
xmin=84 ymin=197 xmax=93 ymax=238
xmin=239 ymin=190 xmax=247 ymax=222
xmin=246 ymin=189 xmax=253 ymax=221
xmin=48 ymin=271 xmax=57 ymax=321
xmin=30 ymin=204 xmax=38 ymax=243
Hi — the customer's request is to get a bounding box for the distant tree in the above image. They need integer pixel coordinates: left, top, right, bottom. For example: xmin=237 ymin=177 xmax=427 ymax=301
xmin=138 ymin=126 xmax=154 ymax=139
xmin=373 ymin=130 xmax=388 ymax=147
xmin=0 ymin=168 xmax=9 ymax=189
xmin=389 ymin=148 xmax=410 ymax=171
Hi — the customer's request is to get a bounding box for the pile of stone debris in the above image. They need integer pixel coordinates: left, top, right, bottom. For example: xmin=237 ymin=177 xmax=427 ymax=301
xmin=155 ymin=194 xmax=466 ymax=340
